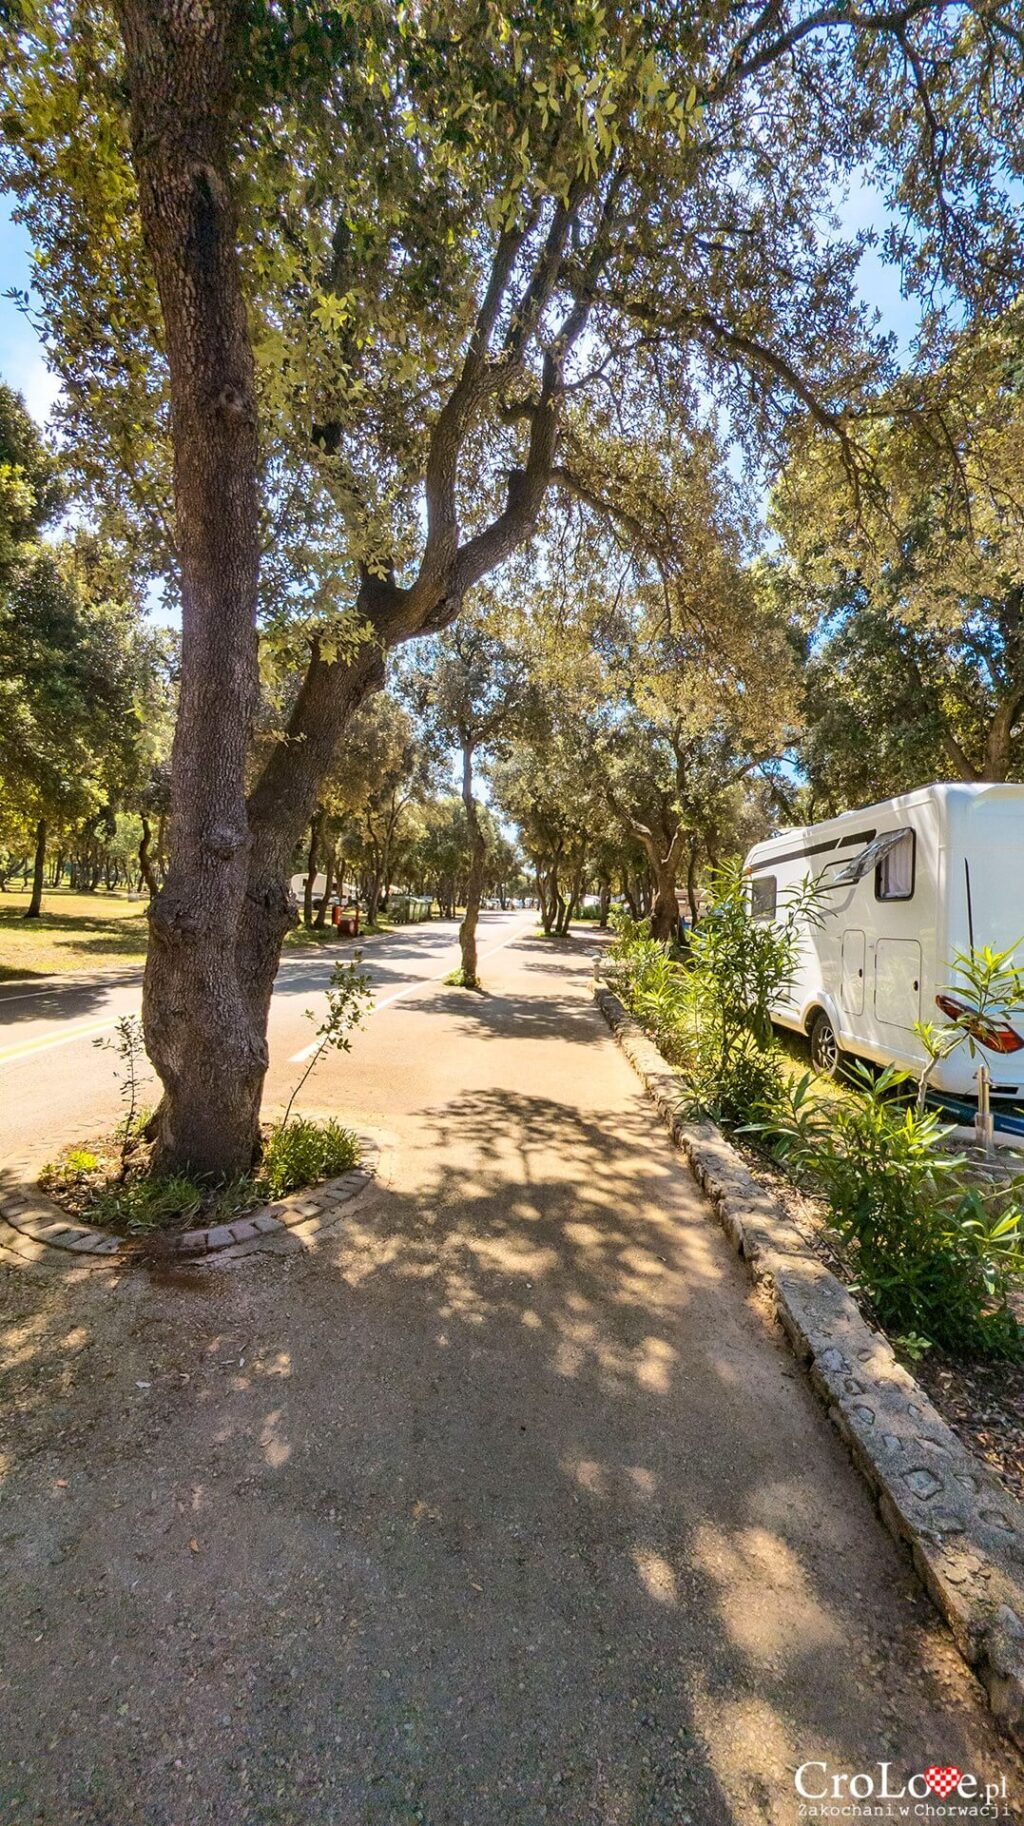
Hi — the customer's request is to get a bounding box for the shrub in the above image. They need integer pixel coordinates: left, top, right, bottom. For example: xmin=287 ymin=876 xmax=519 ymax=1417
xmin=259 ymin=1116 xmax=358 ymax=1200
xmin=754 ymin=1063 xmax=1024 ymax=1358
xmin=606 ymin=911 xmax=691 ymax=1065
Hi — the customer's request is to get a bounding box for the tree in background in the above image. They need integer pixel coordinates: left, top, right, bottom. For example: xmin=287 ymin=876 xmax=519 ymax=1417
xmin=0 ymin=385 xmax=152 ymax=916
xmin=776 ymin=303 xmax=1024 ymax=805
xmin=406 ymin=600 xmax=531 ymax=986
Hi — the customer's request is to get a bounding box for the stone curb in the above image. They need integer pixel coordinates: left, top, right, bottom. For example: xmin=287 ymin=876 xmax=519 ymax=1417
xmin=0 ymin=1134 xmax=379 ymax=1262
xmin=594 ymin=975 xmax=1024 ymax=1746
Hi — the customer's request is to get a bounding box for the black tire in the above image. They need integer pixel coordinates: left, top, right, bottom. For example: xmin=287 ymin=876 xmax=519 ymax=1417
xmin=809 ymin=1009 xmax=841 ymax=1077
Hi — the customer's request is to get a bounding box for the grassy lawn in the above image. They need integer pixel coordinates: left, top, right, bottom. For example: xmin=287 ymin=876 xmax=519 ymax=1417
xmin=0 ymin=886 xmax=150 ymax=981
xmin=0 ymin=892 xmax=433 ymax=981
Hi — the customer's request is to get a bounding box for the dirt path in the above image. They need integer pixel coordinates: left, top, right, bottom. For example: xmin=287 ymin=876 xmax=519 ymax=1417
xmin=1 ymin=922 xmax=1020 ymax=1825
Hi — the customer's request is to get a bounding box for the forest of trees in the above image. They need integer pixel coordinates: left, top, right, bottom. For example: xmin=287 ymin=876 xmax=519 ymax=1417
xmin=2 ymin=0 xmax=1023 ymax=1176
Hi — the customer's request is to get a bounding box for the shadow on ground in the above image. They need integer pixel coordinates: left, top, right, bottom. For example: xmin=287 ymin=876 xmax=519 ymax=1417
xmin=0 ymin=927 xmax=1017 ymax=1826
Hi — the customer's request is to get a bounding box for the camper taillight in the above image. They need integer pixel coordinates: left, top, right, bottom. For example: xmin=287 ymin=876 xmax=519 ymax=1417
xmin=934 ymin=994 xmax=1024 ymax=1055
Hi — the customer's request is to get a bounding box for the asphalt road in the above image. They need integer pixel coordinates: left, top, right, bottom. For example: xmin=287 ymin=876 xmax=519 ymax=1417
xmin=0 ymin=910 xmax=531 ymax=1164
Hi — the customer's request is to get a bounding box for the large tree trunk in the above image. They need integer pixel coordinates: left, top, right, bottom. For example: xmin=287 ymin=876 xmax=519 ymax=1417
xmin=458 ymin=742 xmax=486 ymax=985
xmin=118 ymin=0 xmax=264 ymax=1176
xmin=113 ymin=2 xmax=561 ymax=1178
xmin=24 ymin=819 xmax=46 ymax=920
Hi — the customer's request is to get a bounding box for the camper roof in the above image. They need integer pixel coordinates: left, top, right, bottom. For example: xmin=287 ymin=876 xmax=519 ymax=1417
xmin=746 ymin=781 xmax=1024 ymax=861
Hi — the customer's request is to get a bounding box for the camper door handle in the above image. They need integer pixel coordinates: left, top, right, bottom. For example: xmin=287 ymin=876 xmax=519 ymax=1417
xmin=858 ymin=968 xmax=863 ymax=977
xmin=913 ymin=980 xmax=919 ymax=992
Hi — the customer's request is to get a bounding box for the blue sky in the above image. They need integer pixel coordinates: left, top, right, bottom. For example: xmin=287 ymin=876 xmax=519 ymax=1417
xmin=1 ymin=205 xmax=63 ymax=423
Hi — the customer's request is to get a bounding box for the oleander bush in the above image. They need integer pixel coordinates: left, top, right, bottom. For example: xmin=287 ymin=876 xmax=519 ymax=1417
xmin=751 ymin=1064 xmax=1024 ymax=1359
xmin=606 ymin=864 xmax=818 ymax=1120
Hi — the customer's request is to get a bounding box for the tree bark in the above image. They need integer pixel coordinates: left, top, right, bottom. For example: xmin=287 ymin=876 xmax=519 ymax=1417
xmin=314 ymin=840 xmax=335 ymax=929
xmin=649 ymin=862 xmax=680 ymax=943
xmin=138 ymin=815 xmax=161 ymax=899
xmin=117 ymin=0 xmax=264 ymax=1176
xmin=24 ymin=819 xmax=46 ymax=920
xmin=303 ymin=810 xmax=322 ymax=928
xmin=458 ymin=742 xmax=486 ymax=985
xmin=686 ymin=839 xmax=700 ymax=925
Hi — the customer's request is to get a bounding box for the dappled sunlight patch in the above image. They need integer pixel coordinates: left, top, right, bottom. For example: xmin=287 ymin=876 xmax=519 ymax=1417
xmin=260 ymin=1408 xmax=291 ymax=1469
xmin=561 ymin=1220 xmax=616 ymax=1250
xmin=3 ymin=1310 xmax=56 ymax=1370
xmin=563 ymin=1455 xmax=609 ymax=1498
xmin=634 ymin=1334 xmax=677 ymax=1394
xmin=548 ymin=1312 xmax=679 ymax=1395
xmin=693 ymin=1520 xmax=844 ymax=1663
xmin=462 ymin=1233 xmax=559 ymax=1279
xmin=616 ymin=1243 xmax=667 ymax=1279
xmin=691 ymin=1688 xmax=805 ymax=1812
xmin=631 ymin=1546 xmax=678 ymax=1605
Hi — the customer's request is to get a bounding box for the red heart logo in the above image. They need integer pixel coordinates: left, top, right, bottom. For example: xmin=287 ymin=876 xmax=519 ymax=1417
xmin=924 ymin=1767 xmax=963 ymax=1798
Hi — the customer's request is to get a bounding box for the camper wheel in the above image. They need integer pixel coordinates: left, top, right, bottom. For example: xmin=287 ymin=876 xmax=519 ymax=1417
xmin=809 ymin=1010 xmax=840 ymax=1077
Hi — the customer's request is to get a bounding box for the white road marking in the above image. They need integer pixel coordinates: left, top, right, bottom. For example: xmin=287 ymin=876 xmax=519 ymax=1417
xmin=286 ymin=919 xmax=531 ymax=1063
xmin=0 ymin=917 xmax=530 ymax=1072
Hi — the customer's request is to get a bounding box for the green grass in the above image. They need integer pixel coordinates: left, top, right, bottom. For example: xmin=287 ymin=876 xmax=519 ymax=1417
xmin=0 ymin=886 xmax=149 ymax=980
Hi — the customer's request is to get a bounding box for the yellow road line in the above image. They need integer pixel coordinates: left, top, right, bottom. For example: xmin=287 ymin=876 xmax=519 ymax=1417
xmin=0 ymin=1017 xmax=117 ymax=1068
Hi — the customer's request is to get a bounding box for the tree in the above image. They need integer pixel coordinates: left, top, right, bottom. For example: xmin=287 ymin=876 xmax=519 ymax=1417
xmin=309 ymin=694 xmax=430 ymax=927
xmin=0 ymin=387 xmax=150 ymax=917
xmin=5 ymin=0 xmax=1021 ymax=1172
xmin=775 ymin=303 xmax=1024 ymax=802
xmin=406 ymin=603 xmax=531 ymax=985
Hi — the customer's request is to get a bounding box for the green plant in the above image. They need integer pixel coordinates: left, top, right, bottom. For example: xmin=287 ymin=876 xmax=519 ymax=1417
xmin=282 ymin=954 xmax=373 ymax=1128
xmin=93 ymin=1171 xmax=206 ymax=1234
xmin=606 ymin=910 xmax=690 ymax=1058
xmin=94 ymin=1014 xmax=147 ymax=1172
xmin=682 ymin=860 xmax=824 ymax=1121
xmin=63 ymin=1147 xmax=99 ymax=1177
xmin=443 ymin=966 xmax=485 ymax=991
xmin=259 ymin=1116 xmax=358 ymax=1200
xmin=752 ymin=1062 xmax=1024 ymax=1358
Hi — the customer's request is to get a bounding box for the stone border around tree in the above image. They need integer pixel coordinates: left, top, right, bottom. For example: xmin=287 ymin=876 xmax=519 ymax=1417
xmin=0 ymin=1133 xmax=380 ymax=1264
xmin=594 ymin=973 xmax=1024 ymax=1748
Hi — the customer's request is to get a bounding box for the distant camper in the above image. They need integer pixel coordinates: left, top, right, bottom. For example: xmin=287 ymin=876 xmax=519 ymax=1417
xmin=743 ymin=782 xmax=1024 ymax=1101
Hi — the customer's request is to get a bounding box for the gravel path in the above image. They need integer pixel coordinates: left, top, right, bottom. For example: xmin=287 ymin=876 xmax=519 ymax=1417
xmin=1 ymin=919 xmax=1020 ymax=1824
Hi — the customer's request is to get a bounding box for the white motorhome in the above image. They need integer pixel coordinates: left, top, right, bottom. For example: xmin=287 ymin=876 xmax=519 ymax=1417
xmin=742 ymin=782 xmax=1024 ymax=1100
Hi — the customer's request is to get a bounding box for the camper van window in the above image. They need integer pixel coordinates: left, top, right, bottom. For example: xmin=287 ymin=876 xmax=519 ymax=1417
xmin=875 ymin=829 xmax=915 ymax=901
xmin=751 ymin=876 xmax=777 ymax=920
xmin=823 ymin=826 xmax=912 ymax=890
